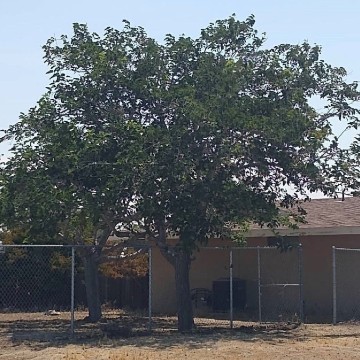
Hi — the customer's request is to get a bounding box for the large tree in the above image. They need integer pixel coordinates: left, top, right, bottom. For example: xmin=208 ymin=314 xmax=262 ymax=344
xmin=0 ymin=36 xmax=145 ymax=321
xmin=1 ymin=15 xmax=359 ymax=330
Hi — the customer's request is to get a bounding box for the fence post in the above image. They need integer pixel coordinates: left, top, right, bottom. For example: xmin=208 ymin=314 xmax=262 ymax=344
xmin=148 ymin=247 xmax=152 ymax=331
xmin=298 ymin=244 xmax=304 ymax=322
xmin=332 ymin=246 xmax=337 ymax=325
xmin=257 ymin=246 xmax=262 ymax=323
xmin=70 ymin=246 xmax=75 ymax=338
xmin=229 ymin=249 xmax=233 ymax=329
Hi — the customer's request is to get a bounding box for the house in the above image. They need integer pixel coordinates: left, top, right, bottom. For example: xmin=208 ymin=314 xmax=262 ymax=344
xmin=151 ymin=197 xmax=360 ymax=322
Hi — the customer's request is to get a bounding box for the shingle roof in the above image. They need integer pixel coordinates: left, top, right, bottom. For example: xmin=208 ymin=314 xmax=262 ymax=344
xmin=111 ymin=197 xmax=360 ymax=241
xmin=247 ymin=197 xmax=360 ymax=237
xmin=297 ymin=197 xmax=360 ymax=228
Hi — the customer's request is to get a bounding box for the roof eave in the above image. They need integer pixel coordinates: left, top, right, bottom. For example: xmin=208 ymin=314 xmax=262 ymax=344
xmin=246 ymin=226 xmax=360 ymax=238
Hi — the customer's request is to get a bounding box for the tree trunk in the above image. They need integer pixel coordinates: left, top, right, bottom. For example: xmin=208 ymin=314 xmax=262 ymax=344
xmin=157 ymin=226 xmax=194 ymax=332
xmin=83 ymin=252 xmax=102 ymax=322
xmin=174 ymin=250 xmax=194 ymax=332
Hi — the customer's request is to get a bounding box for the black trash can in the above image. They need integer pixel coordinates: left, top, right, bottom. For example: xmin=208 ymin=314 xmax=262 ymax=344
xmin=212 ymin=277 xmax=246 ymax=312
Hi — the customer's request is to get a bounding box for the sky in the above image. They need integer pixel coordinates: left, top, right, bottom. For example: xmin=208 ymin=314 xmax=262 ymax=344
xmin=0 ymin=0 xmax=359 ymax=158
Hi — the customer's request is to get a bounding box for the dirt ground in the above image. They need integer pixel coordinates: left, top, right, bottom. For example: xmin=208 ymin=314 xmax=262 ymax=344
xmin=1 ymin=312 xmax=360 ymax=359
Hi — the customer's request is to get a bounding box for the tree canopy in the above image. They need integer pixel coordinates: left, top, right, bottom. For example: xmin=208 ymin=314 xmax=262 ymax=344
xmin=1 ymin=15 xmax=359 ymax=330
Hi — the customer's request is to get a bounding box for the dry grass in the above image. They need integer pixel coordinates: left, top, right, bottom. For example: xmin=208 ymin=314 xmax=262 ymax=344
xmin=1 ymin=311 xmax=360 ymax=359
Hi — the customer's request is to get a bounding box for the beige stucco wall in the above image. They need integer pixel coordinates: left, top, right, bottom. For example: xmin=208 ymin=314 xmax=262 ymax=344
xmin=151 ymin=234 xmax=360 ymax=322
xmin=151 ymin=243 xmax=230 ymax=315
xmin=151 ymin=237 xmax=270 ymax=315
xmin=300 ymin=234 xmax=360 ymax=321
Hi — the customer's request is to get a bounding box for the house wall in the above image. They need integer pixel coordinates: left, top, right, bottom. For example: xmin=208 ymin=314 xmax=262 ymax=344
xmin=151 ymin=234 xmax=360 ymax=322
xmin=300 ymin=234 xmax=360 ymax=322
xmin=151 ymin=238 xmax=270 ymax=315
xmin=151 ymin=242 xmax=230 ymax=315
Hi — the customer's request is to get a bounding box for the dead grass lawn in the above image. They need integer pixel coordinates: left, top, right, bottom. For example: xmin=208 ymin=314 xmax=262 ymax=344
xmin=1 ymin=311 xmax=360 ymax=359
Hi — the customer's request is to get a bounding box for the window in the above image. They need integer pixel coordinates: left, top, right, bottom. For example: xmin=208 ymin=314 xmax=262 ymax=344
xmin=267 ymin=236 xmax=299 ymax=250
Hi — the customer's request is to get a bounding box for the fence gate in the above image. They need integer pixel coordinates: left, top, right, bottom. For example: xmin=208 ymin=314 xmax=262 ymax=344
xmin=257 ymin=246 xmax=303 ymax=323
xmin=332 ymin=247 xmax=360 ymax=323
xmin=230 ymin=246 xmax=303 ymax=326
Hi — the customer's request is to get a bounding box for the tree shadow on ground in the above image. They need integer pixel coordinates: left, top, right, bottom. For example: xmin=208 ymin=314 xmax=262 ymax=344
xmin=1 ymin=317 xmax=72 ymax=342
xmin=0 ymin=312 xmax=309 ymax=351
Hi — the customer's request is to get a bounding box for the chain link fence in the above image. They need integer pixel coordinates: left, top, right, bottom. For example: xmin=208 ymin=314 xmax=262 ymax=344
xmin=0 ymin=245 xmax=72 ymax=311
xmin=190 ymin=246 xmax=303 ymax=328
xmin=0 ymin=244 xmax=303 ymax=341
xmin=332 ymin=247 xmax=360 ymax=323
xmin=0 ymin=244 xmax=151 ymax=341
xmin=0 ymin=245 xmax=73 ymax=341
xmin=257 ymin=247 xmax=303 ymax=323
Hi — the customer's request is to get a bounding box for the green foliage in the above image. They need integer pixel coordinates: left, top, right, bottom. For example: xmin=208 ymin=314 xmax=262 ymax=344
xmin=130 ymin=16 xmax=359 ymax=251
xmin=0 ymin=14 xmax=359 ymax=251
